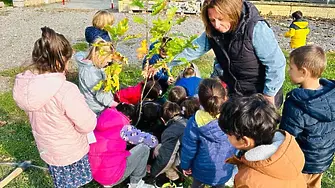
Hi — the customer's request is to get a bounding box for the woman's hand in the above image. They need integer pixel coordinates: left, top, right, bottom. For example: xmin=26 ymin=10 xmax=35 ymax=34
xmin=183 ymin=169 xmax=192 ymax=176
xmin=167 ymin=77 xmax=175 ymax=85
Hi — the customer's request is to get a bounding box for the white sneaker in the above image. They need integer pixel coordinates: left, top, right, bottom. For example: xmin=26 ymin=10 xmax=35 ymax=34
xmin=128 ymin=179 xmax=155 ymax=188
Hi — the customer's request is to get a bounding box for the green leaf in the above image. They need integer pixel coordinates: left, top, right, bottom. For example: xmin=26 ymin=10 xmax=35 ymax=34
xmin=133 ymin=16 xmax=146 ymax=24
xmin=131 ymin=0 xmax=144 ymax=8
xmin=123 ymin=34 xmax=142 ymax=41
xmin=151 ymin=0 xmax=166 ymax=16
xmin=175 ymin=16 xmax=187 ymax=25
xmin=178 ymin=57 xmax=189 ymax=65
xmin=167 ymin=7 xmax=178 ymax=20
xmin=93 ymin=80 xmax=104 ymax=91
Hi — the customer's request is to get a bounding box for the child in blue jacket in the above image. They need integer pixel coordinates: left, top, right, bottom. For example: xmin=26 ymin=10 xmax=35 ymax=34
xmin=280 ymin=45 xmax=335 ymax=188
xmin=181 ymin=78 xmax=236 ymax=188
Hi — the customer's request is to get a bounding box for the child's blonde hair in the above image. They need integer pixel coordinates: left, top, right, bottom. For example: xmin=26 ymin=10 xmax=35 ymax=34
xmin=290 ymin=45 xmax=327 ymax=78
xmin=92 ymin=10 xmax=114 ymax=30
xmin=86 ymin=38 xmax=114 ymax=68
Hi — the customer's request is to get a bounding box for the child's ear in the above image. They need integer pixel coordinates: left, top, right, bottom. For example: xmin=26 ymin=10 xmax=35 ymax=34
xmin=242 ymin=136 xmax=255 ymax=149
xmin=301 ymin=67 xmax=309 ymax=78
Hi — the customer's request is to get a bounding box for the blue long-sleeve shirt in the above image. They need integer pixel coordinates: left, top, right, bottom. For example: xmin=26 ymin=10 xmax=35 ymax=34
xmin=170 ymin=21 xmax=286 ymax=97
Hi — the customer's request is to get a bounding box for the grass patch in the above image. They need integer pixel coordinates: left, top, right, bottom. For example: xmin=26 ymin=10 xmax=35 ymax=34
xmin=72 ymin=42 xmax=89 ymax=52
xmin=0 ymin=51 xmax=334 ymax=187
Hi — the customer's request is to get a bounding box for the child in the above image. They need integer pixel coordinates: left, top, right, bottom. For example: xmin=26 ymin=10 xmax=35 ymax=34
xmin=114 ymin=80 xmax=162 ymax=105
xmin=13 ymin=27 xmax=97 ymax=187
xmin=150 ymin=102 xmax=188 ymax=188
xmin=180 ymin=97 xmax=200 ymax=119
xmin=175 ymin=66 xmax=202 ymax=97
xmin=85 ymin=10 xmax=114 ymax=45
xmin=284 ymin=11 xmax=310 ymax=49
xmin=168 ymin=86 xmax=187 ymax=105
xmin=89 ymin=103 xmax=157 ymax=188
xmin=279 ymin=45 xmax=335 ymax=188
xmin=143 ymin=37 xmax=174 ymax=93
xmin=76 ymin=38 xmax=118 ymax=114
xmin=181 ymin=78 xmax=236 ymax=188
xmin=219 ymin=94 xmax=306 ymax=188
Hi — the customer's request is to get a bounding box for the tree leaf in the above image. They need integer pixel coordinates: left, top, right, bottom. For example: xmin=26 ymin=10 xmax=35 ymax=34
xmin=167 ymin=6 xmax=178 ymax=20
xmin=133 ymin=16 xmax=146 ymax=24
xmin=131 ymin=0 xmax=144 ymax=8
xmin=175 ymin=16 xmax=187 ymax=25
xmin=151 ymin=0 xmax=167 ymax=16
xmin=93 ymin=80 xmax=104 ymax=91
xmin=136 ymin=40 xmax=148 ymax=60
xmin=123 ymin=34 xmax=142 ymax=41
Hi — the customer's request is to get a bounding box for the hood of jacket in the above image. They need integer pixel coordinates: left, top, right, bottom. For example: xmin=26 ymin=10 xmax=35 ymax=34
xmin=293 ymin=19 xmax=309 ymax=29
xmin=227 ymin=131 xmax=305 ymax=180
xmin=96 ymin=107 xmax=130 ymax=132
xmin=286 ymin=79 xmax=335 ymax=122
xmin=13 ymin=70 xmax=66 ymax=111
xmin=75 ymin=51 xmax=91 ymax=68
xmin=85 ymin=26 xmax=110 ymax=44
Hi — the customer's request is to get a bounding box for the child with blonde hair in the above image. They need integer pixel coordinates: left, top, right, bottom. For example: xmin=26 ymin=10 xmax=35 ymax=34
xmin=76 ymin=38 xmax=118 ymax=114
xmin=181 ymin=78 xmax=236 ymax=188
xmin=13 ymin=27 xmax=97 ymax=187
xmin=85 ymin=10 xmax=114 ymax=44
xmin=280 ymin=45 xmax=335 ymax=188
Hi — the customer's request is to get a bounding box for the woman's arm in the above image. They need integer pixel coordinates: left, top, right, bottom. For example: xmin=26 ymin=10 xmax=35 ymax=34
xmin=253 ymin=21 xmax=286 ymax=98
xmin=169 ymin=32 xmax=212 ymax=69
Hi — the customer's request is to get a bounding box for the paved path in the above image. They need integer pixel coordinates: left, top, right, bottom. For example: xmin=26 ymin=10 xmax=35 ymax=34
xmin=45 ymin=0 xmax=118 ymax=10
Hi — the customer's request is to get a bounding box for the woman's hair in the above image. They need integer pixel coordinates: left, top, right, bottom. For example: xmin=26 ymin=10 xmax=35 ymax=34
xmin=292 ymin=11 xmax=303 ymax=20
xmin=116 ymin=103 xmax=136 ymax=122
xmin=198 ymin=78 xmax=227 ymax=117
xmin=162 ymin=101 xmax=181 ymax=122
xmin=31 ymin=27 xmax=72 ymax=74
xmin=86 ymin=38 xmax=114 ymax=68
xmin=143 ymin=80 xmax=162 ymax=100
xmin=168 ymin=86 xmax=187 ymax=105
xmin=180 ymin=97 xmax=200 ymax=119
xmin=201 ymin=0 xmax=243 ymax=37
xmin=92 ymin=10 xmax=114 ymax=30
xmin=219 ymin=94 xmax=280 ymax=147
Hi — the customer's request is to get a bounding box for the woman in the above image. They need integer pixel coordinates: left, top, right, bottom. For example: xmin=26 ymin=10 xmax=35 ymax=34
xmin=170 ymin=0 xmax=285 ymax=107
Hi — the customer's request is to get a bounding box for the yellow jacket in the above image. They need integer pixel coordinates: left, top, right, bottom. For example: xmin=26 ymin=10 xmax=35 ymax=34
xmin=284 ymin=19 xmax=310 ymax=49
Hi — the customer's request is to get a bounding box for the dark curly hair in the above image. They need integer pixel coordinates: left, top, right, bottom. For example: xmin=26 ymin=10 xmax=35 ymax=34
xmin=218 ymin=94 xmax=280 ymax=147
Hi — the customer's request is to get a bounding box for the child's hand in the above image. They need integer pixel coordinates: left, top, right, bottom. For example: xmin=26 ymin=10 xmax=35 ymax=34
xmin=146 ymin=164 xmax=151 ymax=173
xmin=167 ymin=77 xmax=175 ymax=85
xmin=183 ymin=169 xmax=192 ymax=176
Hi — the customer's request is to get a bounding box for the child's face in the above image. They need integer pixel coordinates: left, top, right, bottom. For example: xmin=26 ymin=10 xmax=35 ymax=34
xmin=159 ymin=48 xmax=167 ymax=58
xmin=288 ymin=60 xmax=305 ymax=85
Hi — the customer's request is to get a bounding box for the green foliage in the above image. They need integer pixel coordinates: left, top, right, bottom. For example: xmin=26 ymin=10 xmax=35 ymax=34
xmin=151 ymin=0 xmax=167 ymax=16
xmin=131 ymin=0 xmax=144 ymax=8
xmin=104 ymin=18 xmax=129 ymax=42
xmin=72 ymin=42 xmax=89 ymax=52
xmin=3 ymin=0 xmax=13 ymax=6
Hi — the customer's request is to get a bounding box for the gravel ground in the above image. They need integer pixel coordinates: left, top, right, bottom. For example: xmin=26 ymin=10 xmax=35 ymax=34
xmin=0 ymin=6 xmax=334 ymax=93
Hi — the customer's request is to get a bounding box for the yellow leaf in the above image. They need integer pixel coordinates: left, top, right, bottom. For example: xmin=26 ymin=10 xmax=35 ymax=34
xmin=136 ymin=40 xmax=148 ymax=60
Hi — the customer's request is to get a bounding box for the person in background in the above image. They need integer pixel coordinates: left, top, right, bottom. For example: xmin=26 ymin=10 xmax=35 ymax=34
xmin=284 ymin=11 xmax=310 ymax=49
xmin=175 ymin=66 xmax=202 ymax=97
xmin=85 ymin=10 xmax=114 ymax=45
xmin=168 ymin=86 xmax=187 ymax=105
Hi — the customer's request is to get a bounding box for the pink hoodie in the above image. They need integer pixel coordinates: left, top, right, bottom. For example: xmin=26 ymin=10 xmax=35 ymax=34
xmin=88 ymin=108 xmax=131 ymax=185
xmin=13 ymin=70 xmax=97 ymax=166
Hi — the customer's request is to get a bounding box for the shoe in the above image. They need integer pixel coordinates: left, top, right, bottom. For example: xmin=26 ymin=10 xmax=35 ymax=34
xmin=171 ymin=178 xmax=184 ymax=188
xmin=128 ymin=179 xmax=156 ymax=188
xmin=154 ymin=178 xmax=184 ymax=188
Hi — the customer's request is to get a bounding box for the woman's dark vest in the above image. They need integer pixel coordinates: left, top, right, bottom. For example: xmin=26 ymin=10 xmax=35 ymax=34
xmin=208 ymin=1 xmax=266 ymax=96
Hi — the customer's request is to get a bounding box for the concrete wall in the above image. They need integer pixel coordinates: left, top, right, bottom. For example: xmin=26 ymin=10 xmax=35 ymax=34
xmin=13 ymin=0 xmax=63 ymax=7
xmin=252 ymin=1 xmax=335 ymax=18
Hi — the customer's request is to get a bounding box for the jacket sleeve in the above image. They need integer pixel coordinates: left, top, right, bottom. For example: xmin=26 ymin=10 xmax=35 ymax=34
xmin=169 ymin=32 xmax=212 ymax=69
xmin=63 ymin=85 xmax=97 ymax=134
xmin=284 ymin=28 xmax=296 ymax=38
xmin=181 ymin=119 xmax=199 ymax=170
xmin=279 ymin=98 xmax=304 ymax=137
xmin=253 ymin=21 xmax=286 ymax=97
xmin=154 ymin=69 xmax=169 ymax=82
xmin=151 ymin=129 xmax=180 ymax=177
xmin=120 ymin=125 xmax=158 ymax=148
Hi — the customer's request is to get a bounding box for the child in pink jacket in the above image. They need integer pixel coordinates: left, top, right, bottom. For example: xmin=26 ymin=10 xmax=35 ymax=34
xmin=13 ymin=27 xmax=97 ymax=188
xmin=89 ymin=103 xmax=158 ymax=188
